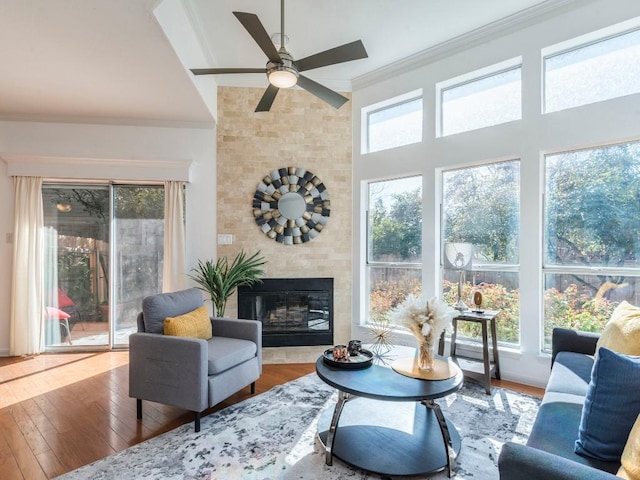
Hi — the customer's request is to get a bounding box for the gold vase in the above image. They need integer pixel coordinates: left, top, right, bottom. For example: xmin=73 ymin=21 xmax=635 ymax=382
xmin=417 ymin=341 xmax=435 ymax=371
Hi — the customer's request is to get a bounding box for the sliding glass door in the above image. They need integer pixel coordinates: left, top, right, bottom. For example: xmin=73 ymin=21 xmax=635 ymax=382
xmin=42 ymin=184 xmax=164 ymax=349
xmin=112 ymin=186 xmax=164 ymax=346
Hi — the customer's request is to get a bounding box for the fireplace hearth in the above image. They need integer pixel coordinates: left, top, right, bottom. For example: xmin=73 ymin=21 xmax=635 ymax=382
xmin=237 ymin=278 xmax=333 ymax=347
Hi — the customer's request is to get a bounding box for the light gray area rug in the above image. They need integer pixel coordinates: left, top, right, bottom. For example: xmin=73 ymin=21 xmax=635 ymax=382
xmin=56 ymin=373 xmax=540 ymax=480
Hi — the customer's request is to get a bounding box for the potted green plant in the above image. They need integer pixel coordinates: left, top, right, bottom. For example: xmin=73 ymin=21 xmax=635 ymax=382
xmin=189 ymin=250 xmax=266 ymax=317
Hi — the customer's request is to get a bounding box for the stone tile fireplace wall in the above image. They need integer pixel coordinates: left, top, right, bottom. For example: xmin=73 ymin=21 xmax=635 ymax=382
xmin=216 ymin=86 xmax=353 ymax=364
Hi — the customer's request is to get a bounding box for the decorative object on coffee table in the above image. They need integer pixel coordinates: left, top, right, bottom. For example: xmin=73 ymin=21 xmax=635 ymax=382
xmin=252 ymin=167 xmax=330 ymax=245
xmin=390 ymin=294 xmax=456 ymax=371
xmin=392 ymin=354 xmax=460 ymax=381
xmin=332 ymin=344 xmax=349 ymax=361
xmin=322 ymin=347 xmax=373 ymax=369
xmin=367 ymin=318 xmax=395 ymax=364
xmin=348 ymin=339 xmax=362 ymax=355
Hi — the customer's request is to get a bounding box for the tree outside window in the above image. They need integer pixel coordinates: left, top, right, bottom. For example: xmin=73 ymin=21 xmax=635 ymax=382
xmin=442 ymin=161 xmax=521 ymax=344
xmin=543 ymin=142 xmax=640 ymax=350
xmin=366 ymin=176 xmax=422 ymax=324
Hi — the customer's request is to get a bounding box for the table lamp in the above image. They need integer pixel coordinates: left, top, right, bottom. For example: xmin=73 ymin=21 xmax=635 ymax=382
xmin=445 ymin=242 xmax=473 ymax=311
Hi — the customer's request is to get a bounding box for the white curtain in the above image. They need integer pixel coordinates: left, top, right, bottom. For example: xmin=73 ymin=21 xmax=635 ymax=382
xmin=162 ymin=181 xmax=186 ymax=292
xmin=10 ymin=176 xmax=44 ymax=355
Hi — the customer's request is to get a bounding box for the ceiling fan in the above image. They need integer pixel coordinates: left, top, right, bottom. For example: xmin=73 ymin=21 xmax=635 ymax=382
xmin=190 ymin=0 xmax=368 ymax=112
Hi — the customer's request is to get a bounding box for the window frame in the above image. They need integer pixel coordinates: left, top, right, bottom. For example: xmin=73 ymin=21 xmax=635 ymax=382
xmin=440 ymin=160 xmax=521 ymax=346
xmin=361 ymin=89 xmax=423 ymax=155
xmin=542 ymin=17 xmax=640 ymax=114
xmin=541 ymin=140 xmax=640 ymax=351
xmin=364 ymin=175 xmax=423 ymax=326
xmin=436 ymin=57 xmax=522 ymax=137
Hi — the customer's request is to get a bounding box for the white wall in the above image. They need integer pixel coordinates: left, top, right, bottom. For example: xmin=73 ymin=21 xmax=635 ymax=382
xmin=351 ymin=0 xmax=640 ymax=387
xmin=0 ymin=120 xmax=216 ymax=356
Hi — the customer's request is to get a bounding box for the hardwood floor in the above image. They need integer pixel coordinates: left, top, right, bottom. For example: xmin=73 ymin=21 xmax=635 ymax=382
xmin=0 ymin=352 xmax=542 ymax=479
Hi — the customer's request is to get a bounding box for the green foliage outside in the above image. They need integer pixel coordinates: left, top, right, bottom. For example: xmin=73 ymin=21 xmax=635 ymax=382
xmin=368 ymin=278 xmax=521 ymax=344
xmin=115 ymin=187 xmax=165 ymax=219
xmin=543 ymin=284 xmax=617 ymax=347
xmin=369 ymin=145 xmax=639 ymax=346
xmin=546 ymin=143 xmax=640 ymax=269
xmin=442 ymin=280 xmax=520 ymax=343
xmin=370 ymin=278 xmax=617 ymax=347
xmin=443 ymin=162 xmax=519 ymax=263
xmin=370 ymin=188 xmax=422 ymax=261
xmin=369 ymin=277 xmax=422 ymax=323
xmin=45 ymin=185 xmax=166 ymax=320
xmin=49 ymin=185 xmax=165 ymax=222
xmin=57 ymin=250 xmax=94 ymax=313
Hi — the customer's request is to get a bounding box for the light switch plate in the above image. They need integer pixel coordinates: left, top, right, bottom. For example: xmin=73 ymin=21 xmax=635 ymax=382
xmin=217 ymin=234 xmax=233 ymax=245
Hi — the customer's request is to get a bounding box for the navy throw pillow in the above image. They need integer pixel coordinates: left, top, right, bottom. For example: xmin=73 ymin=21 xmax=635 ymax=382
xmin=574 ymin=347 xmax=640 ymax=462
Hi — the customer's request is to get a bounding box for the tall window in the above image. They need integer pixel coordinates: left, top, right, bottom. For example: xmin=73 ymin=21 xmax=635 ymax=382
xmin=442 ymin=161 xmax=520 ymax=344
xmin=366 ymin=176 xmax=422 ymax=325
xmin=544 ymin=26 xmax=640 ymax=113
xmin=543 ymin=142 xmax=640 ymax=350
xmin=42 ymin=184 xmax=165 ymax=349
xmin=362 ymin=91 xmax=422 ymax=154
xmin=438 ymin=60 xmax=522 ymax=137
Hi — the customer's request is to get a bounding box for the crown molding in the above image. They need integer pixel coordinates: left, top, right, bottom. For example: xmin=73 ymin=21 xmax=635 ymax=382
xmin=352 ymin=0 xmax=594 ymax=90
xmin=2 ymin=154 xmax=193 ymax=182
xmin=2 ymin=154 xmax=189 ymax=168
xmin=0 ymin=113 xmax=215 ymax=129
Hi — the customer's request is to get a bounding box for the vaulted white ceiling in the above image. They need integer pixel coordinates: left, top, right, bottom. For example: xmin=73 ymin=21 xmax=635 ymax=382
xmin=0 ymin=0 xmax=577 ymax=126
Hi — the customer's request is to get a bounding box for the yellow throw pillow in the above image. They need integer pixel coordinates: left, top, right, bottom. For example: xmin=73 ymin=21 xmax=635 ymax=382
xmin=597 ymin=301 xmax=640 ymax=356
xmin=164 ymin=305 xmax=212 ymax=340
xmin=618 ymin=414 xmax=640 ymax=480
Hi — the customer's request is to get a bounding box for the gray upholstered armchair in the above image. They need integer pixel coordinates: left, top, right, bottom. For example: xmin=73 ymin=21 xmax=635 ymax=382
xmin=129 ymin=288 xmax=262 ymax=432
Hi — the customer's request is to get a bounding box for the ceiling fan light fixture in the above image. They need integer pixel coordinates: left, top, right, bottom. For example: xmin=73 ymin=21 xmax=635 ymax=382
xmin=268 ymin=64 xmax=298 ymax=88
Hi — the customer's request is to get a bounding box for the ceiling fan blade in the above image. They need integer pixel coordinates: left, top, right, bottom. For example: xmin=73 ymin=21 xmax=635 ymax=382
xmin=295 ymin=40 xmax=368 ymax=72
xmin=190 ymin=68 xmax=266 ymax=75
xmin=233 ymin=12 xmax=282 ymax=64
xmin=255 ymin=84 xmax=280 ymax=112
xmin=296 ymin=75 xmax=349 ymax=109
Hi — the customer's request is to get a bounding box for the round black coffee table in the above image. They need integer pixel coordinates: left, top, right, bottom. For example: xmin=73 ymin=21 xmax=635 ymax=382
xmin=315 ymin=354 xmax=463 ymax=477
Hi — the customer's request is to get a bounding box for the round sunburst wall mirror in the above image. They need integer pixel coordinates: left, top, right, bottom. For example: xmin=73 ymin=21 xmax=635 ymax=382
xmin=252 ymin=167 xmax=330 ymax=245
